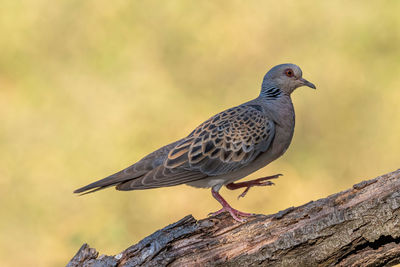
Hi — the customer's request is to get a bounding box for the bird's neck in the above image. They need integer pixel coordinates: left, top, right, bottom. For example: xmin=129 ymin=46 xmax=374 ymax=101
xmin=256 ymin=83 xmax=294 ymax=120
xmin=259 ymin=84 xmax=284 ymax=100
xmin=256 ymin=89 xmax=295 ymax=129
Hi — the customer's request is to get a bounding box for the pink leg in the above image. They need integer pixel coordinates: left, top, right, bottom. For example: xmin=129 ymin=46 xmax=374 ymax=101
xmin=226 ymin=174 xmax=282 ymax=199
xmin=209 ymin=188 xmax=253 ymax=222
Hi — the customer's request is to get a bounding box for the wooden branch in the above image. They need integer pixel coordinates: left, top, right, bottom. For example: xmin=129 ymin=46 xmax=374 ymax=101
xmin=67 ymin=169 xmax=400 ymax=266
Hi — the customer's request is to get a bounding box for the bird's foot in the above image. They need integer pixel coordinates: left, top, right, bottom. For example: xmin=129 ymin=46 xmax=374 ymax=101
xmin=226 ymin=174 xmax=283 ymax=199
xmin=208 ymin=206 xmax=253 ymax=223
xmin=210 ymin=187 xmax=254 ymax=222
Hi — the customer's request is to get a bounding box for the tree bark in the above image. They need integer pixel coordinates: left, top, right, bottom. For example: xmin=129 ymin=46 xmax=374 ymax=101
xmin=67 ymin=169 xmax=400 ymax=267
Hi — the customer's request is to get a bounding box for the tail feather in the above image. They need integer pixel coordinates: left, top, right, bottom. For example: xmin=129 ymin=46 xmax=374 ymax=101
xmin=74 ymin=184 xmax=117 ymax=195
xmin=74 ymin=169 xmax=146 ymax=195
xmin=73 ymin=176 xmax=123 ymax=194
xmin=73 ymin=179 xmax=120 ymax=194
xmin=74 ymin=141 xmax=180 ymax=195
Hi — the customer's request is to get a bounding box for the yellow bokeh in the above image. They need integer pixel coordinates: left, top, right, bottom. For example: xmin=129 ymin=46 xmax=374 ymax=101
xmin=1 ymin=1 xmax=400 ymax=266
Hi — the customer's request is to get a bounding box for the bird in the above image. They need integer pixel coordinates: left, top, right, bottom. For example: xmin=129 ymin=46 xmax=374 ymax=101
xmin=74 ymin=63 xmax=316 ymax=222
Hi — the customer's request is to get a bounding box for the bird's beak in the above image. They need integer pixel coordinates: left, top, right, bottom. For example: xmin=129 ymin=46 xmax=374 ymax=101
xmin=299 ymin=78 xmax=316 ymax=89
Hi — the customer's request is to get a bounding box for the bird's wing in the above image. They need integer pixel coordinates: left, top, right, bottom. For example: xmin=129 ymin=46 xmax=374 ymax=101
xmin=75 ymin=104 xmax=275 ymax=193
xmin=116 ymin=104 xmax=275 ymax=190
xmin=166 ymin=104 xmax=275 ymax=175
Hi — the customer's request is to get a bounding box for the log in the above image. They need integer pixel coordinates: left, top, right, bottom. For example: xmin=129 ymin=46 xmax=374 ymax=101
xmin=67 ymin=169 xmax=400 ymax=267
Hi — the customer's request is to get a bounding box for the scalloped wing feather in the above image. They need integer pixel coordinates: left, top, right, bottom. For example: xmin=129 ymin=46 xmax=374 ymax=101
xmin=165 ymin=105 xmax=275 ymax=176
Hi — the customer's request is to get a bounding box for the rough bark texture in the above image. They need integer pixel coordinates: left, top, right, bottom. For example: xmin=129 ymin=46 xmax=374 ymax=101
xmin=67 ymin=169 xmax=400 ymax=267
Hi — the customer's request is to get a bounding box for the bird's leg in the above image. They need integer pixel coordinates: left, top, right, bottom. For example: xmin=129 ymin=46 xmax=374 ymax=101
xmin=209 ymin=187 xmax=253 ymax=222
xmin=226 ymin=174 xmax=282 ymax=199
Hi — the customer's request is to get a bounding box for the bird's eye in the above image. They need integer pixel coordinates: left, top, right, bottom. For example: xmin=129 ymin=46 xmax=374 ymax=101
xmin=285 ymin=69 xmax=294 ymax=77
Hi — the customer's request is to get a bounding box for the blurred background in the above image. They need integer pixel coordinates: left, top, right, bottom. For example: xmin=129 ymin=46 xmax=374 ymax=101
xmin=1 ymin=1 xmax=400 ymax=266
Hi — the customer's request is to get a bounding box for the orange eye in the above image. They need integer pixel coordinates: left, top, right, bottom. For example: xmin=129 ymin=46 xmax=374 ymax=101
xmin=285 ymin=69 xmax=294 ymax=77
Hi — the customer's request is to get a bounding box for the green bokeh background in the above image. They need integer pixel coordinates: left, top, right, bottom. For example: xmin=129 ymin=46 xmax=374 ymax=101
xmin=1 ymin=1 xmax=400 ymax=266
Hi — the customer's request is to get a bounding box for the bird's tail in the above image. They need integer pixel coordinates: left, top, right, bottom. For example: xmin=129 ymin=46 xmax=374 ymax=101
xmin=73 ymin=177 xmax=120 ymax=195
xmin=73 ymin=169 xmax=144 ymax=195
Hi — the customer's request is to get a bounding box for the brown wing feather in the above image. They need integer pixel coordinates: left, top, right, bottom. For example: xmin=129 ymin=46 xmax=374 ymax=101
xmin=165 ymin=104 xmax=275 ymax=176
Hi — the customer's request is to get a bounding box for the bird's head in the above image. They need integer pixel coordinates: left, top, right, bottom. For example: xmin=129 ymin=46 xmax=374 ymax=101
xmin=262 ymin=63 xmax=316 ymax=95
